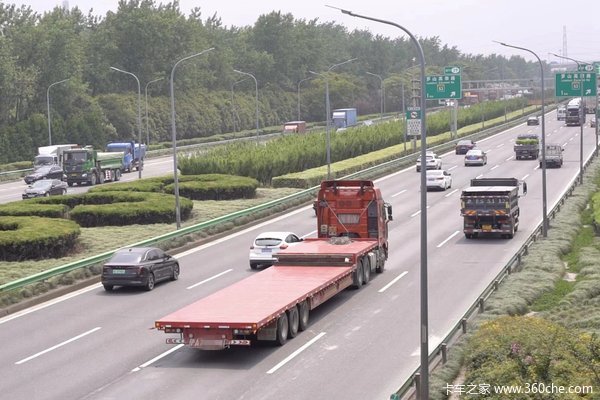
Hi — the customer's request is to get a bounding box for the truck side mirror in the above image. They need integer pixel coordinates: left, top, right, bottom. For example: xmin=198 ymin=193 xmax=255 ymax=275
xmin=522 ymin=182 xmax=528 ymax=195
xmin=385 ymin=203 xmax=393 ymax=221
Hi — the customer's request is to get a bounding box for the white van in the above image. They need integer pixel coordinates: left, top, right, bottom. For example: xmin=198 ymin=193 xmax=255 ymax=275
xmin=557 ymin=105 xmax=566 ymax=121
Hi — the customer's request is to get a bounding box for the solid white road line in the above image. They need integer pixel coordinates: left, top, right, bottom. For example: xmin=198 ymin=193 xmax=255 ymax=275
xmin=392 ymin=189 xmax=407 ymax=198
xmin=187 ymin=269 xmax=233 ymax=290
xmin=266 ymin=332 xmax=326 ymax=374
xmin=437 ymin=231 xmax=461 ymax=248
xmin=132 ymin=344 xmax=184 ymax=372
xmin=444 ymin=189 xmax=458 ymax=198
xmin=378 ymin=271 xmax=408 ymax=293
xmin=16 ymin=327 xmax=101 ymax=365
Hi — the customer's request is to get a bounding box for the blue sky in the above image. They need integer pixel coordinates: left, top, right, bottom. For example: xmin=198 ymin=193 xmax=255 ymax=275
xmin=15 ymin=0 xmax=600 ymax=63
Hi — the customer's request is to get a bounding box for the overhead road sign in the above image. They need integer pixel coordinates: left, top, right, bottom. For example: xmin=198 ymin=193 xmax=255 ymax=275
xmin=555 ymin=72 xmax=597 ymax=97
xmin=444 ymin=66 xmax=461 ymax=75
xmin=425 ymin=75 xmax=462 ymax=99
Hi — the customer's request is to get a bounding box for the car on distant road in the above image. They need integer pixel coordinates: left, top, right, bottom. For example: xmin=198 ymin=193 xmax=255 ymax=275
xmin=527 ymin=116 xmax=540 ymax=126
xmin=101 ymin=247 xmax=179 ymax=291
xmin=22 ymin=179 xmax=67 ymax=199
xmin=455 ymin=139 xmax=476 ymax=155
xmin=24 ymin=164 xmax=64 ymax=184
xmin=464 ymin=149 xmax=488 ymax=166
xmin=416 ymin=154 xmax=442 ymax=172
xmin=249 ymin=231 xmax=303 ymax=270
xmin=426 ymin=170 xmax=452 ymax=191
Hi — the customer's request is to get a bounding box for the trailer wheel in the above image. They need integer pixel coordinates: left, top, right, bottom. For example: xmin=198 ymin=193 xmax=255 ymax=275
xmin=352 ymin=262 xmax=364 ymax=289
xmin=298 ymin=301 xmax=309 ymax=331
xmin=287 ymin=306 xmax=299 ymax=338
xmin=362 ymin=257 xmax=371 ymax=285
xmin=276 ymin=313 xmax=289 ymax=346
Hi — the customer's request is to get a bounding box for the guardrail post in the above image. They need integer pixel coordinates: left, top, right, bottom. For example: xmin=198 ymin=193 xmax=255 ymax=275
xmin=414 ymin=372 xmax=421 ymax=400
xmin=478 ymin=297 xmax=485 ymax=313
xmin=441 ymin=343 xmax=447 ymax=364
xmin=461 ymin=318 xmax=467 ymax=333
xmin=508 ymin=263 xmax=512 ymax=274
xmin=493 ymin=280 xmax=499 ymax=290
xmin=523 ymin=245 xmax=529 ymax=256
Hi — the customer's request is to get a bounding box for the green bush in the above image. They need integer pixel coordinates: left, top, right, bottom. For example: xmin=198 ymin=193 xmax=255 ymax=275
xmin=163 ymin=174 xmax=258 ymax=200
xmin=0 ymin=216 xmax=80 ymax=261
xmin=0 ymin=202 xmax=69 ymax=218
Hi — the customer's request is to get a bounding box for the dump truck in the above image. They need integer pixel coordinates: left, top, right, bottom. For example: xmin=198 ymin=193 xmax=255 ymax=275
xmin=63 ymin=146 xmax=124 ymax=186
xmin=155 ymin=180 xmax=393 ymax=350
xmin=566 ymin=97 xmax=585 ymax=126
xmin=514 ymin=133 xmax=540 ymax=160
xmin=105 ymin=141 xmax=146 ymax=172
xmin=461 ymin=178 xmax=527 ymax=239
xmin=540 ymin=144 xmax=564 ymax=168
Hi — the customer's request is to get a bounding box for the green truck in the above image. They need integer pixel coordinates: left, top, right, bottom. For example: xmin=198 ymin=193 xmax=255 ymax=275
xmin=63 ymin=146 xmax=124 ymax=186
xmin=514 ymin=133 xmax=540 ymax=160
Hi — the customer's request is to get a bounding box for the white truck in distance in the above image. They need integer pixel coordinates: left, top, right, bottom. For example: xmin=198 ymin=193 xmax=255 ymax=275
xmin=34 ymin=144 xmax=77 ymax=169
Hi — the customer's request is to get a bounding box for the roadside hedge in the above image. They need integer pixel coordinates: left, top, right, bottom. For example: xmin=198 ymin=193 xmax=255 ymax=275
xmin=0 ymin=216 xmax=80 ymax=261
xmin=0 ymin=202 xmax=69 ymax=218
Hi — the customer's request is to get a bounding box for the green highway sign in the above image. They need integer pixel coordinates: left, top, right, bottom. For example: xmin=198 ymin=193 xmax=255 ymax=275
xmin=555 ymin=72 xmax=597 ymax=97
xmin=577 ymin=64 xmax=594 ymax=72
xmin=444 ymin=66 xmax=461 ymax=75
xmin=595 ymin=62 xmax=600 ymax=74
xmin=425 ymin=75 xmax=462 ymax=99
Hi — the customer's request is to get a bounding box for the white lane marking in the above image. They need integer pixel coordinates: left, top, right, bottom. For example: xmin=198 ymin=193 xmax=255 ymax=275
xmin=485 ymin=149 xmax=493 ymax=153
xmin=378 ymin=271 xmax=409 ymax=293
xmin=447 ymin=165 xmax=458 ymax=171
xmin=392 ymin=189 xmax=407 ymax=198
xmin=522 ymin=174 xmax=529 ymax=180
xmin=496 ymin=143 xmax=505 ymax=148
xmin=534 ymin=164 xmax=540 ymax=171
xmin=187 ymin=269 xmax=233 ymax=290
xmin=132 ymin=344 xmax=184 ymax=372
xmin=301 ymin=230 xmax=317 ymax=238
xmin=266 ymin=332 xmax=326 ymax=374
xmin=177 ymin=206 xmax=311 ymax=258
xmin=563 ymin=142 xmax=568 ymax=147
xmin=0 ymin=283 xmax=102 ymax=325
xmin=490 ymin=165 xmax=499 ymax=170
xmin=475 ymin=174 xmax=483 ymax=179
xmin=410 ymin=206 xmax=430 ymax=218
xmin=505 ymin=155 xmax=514 ymax=161
xmin=16 ymin=327 xmax=101 ymax=365
xmin=569 ymin=137 xmax=575 ymax=141
xmin=437 ymin=231 xmax=461 ymax=248
xmin=444 ymin=189 xmax=458 ymax=198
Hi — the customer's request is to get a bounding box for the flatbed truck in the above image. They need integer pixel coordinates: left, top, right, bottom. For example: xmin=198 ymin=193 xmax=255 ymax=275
xmin=461 ymin=178 xmax=527 ymax=239
xmin=155 ymin=180 xmax=393 ymax=350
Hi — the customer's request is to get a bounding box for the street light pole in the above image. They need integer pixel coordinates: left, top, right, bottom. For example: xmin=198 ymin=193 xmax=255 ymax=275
xmin=551 ymin=53 xmax=590 ymax=184
xmin=46 ymin=78 xmax=70 ymax=146
xmin=366 ymin=71 xmax=384 ymax=120
xmin=297 ymin=77 xmax=312 ymax=121
xmin=233 ymin=69 xmax=259 ymax=140
xmin=169 ymin=47 xmax=215 ymax=229
xmin=145 ymin=77 xmax=164 ymax=146
xmin=231 ymin=77 xmax=250 ymax=133
xmin=497 ymin=41 xmax=548 ymax=237
xmin=338 ymin=8 xmax=429 ymax=399
xmin=110 ymin=66 xmax=143 ymax=179
xmin=310 ymin=58 xmax=357 ymax=180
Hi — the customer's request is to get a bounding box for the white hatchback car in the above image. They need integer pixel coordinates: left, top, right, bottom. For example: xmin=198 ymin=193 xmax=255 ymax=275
xmin=249 ymin=231 xmax=303 ymax=270
xmin=426 ymin=170 xmax=452 ymax=191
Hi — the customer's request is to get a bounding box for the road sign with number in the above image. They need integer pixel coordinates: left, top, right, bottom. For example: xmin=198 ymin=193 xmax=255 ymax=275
xmin=425 ymin=75 xmax=462 ymax=99
xmin=444 ymin=66 xmax=461 ymax=75
xmin=555 ymin=72 xmax=597 ymax=97
xmin=577 ymin=64 xmax=594 ymax=72
xmin=406 ymin=107 xmax=421 ymax=137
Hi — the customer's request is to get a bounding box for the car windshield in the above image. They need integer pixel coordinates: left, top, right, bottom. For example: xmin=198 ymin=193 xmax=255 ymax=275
xmin=31 ymin=180 xmax=52 ymax=189
xmin=108 ymin=251 xmax=144 ymax=263
xmin=255 ymin=238 xmax=283 ymax=247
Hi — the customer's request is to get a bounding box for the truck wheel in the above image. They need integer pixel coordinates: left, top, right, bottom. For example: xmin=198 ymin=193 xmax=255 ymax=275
xmin=352 ymin=262 xmax=364 ymax=289
xmin=103 ymin=284 xmax=113 ymax=291
xmin=98 ymin=172 xmax=104 ymax=184
xmin=465 ymin=233 xmax=473 ymax=239
xmin=287 ymin=306 xmax=299 ymax=338
xmin=115 ymin=169 xmax=121 ymax=181
xmin=362 ymin=257 xmax=371 ymax=285
xmin=275 ymin=313 xmax=289 ymax=346
xmin=376 ymin=250 xmax=385 ymax=273
xmin=145 ymin=273 xmax=155 ymax=291
xmin=90 ymin=174 xmax=97 ymax=186
xmin=298 ymin=301 xmax=310 ymax=331
xmin=67 ymin=182 xmax=73 ymax=187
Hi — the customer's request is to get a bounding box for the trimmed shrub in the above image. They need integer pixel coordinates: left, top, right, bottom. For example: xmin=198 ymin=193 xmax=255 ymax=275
xmin=163 ymin=174 xmax=258 ymax=200
xmin=0 ymin=202 xmax=69 ymax=218
xmin=87 ymin=178 xmax=165 ymax=193
xmin=0 ymin=216 xmax=80 ymax=261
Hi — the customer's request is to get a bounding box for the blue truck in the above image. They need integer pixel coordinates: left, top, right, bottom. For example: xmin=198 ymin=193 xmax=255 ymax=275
xmin=105 ymin=141 xmax=146 ymax=172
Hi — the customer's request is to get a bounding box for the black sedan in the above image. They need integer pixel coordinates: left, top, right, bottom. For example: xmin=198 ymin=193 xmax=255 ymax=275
xmin=24 ymin=164 xmax=64 ymax=184
xmin=455 ymin=139 xmax=476 ymax=155
xmin=101 ymin=247 xmax=180 ymax=291
xmin=22 ymin=179 xmax=67 ymax=199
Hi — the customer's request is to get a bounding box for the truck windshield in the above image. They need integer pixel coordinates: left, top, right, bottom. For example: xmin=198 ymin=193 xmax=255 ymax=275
xmin=65 ymin=152 xmax=87 ymax=162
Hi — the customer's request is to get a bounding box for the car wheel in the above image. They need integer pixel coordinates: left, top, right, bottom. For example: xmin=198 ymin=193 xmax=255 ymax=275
xmin=145 ymin=273 xmax=155 ymax=291
xmin=44 ymin=192 xmax=50 ymax=197
xmin=171 ymin=264 xmax=180 ymax=281
xmin=250 ymin=262 xmax=259 ymax=270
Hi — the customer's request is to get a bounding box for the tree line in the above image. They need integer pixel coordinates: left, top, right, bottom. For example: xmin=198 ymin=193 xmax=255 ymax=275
xmin=0 ymin=0 xmax=548 ymax=163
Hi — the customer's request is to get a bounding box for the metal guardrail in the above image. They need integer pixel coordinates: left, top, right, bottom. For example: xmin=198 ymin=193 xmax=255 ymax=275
xmin=0 ymin=111 xmax=537 ymax=296
xmin=390 ymin=132 xmax=595 ymax=400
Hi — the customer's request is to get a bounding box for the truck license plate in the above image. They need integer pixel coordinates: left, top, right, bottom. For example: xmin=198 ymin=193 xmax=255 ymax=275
xmin=112 ymin=269 xmax=126 ymax=274
xmin=482 ymin=224 xmax=492 ymax=231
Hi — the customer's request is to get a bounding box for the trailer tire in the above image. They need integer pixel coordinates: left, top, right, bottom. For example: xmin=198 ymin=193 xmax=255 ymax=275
xmin=287 ymin=306 xmax=299 ymax=338
xmin=352 ymin=262 xmax=364 ymax=289
xmin=362 ymin=257 xmax=371 ymax=285
xmin=145 ymin=273 xmax=155 ymax=291
xmin=298 ymin=301 xmax=309 ymax=331
xmin=276 ymin=313 xmax=289 ymax=346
